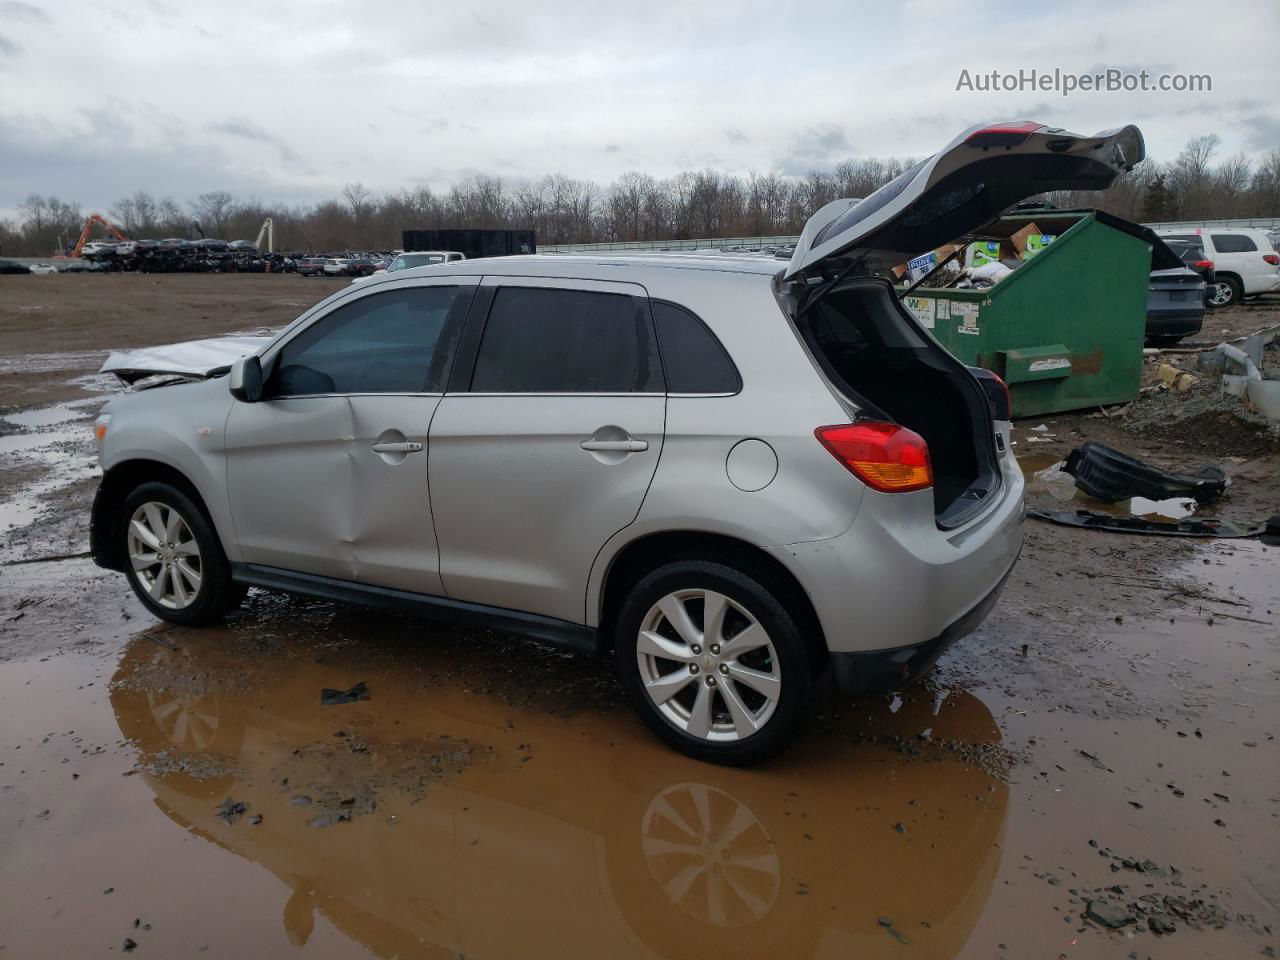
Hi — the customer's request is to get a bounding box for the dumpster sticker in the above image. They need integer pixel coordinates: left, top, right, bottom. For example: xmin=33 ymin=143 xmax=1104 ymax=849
xmin=954 ymin=301 xmax=980 ymax=336
xmin=904 ymin=296 xmax=935 ymax=329
xmin=936 ymin=299 xmax=951 ymax=321
xmin=1029 ymin=357 xmax=1071 ymax=373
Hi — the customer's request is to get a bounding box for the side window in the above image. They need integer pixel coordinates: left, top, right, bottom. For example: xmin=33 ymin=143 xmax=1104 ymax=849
xmin=269 ymin=286 xmax=461 ymax=397
xmin=652 ymin=300 xmax=742 ymax=394
xmin=1211 ymin=234 xmax=1256 ymax=253
xmin=470 ymin=287 xmax=662 ymax=393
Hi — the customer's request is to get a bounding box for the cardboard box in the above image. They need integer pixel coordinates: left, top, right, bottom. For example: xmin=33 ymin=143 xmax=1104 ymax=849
xmin=896 ymin=243 xmax=962 ymax=282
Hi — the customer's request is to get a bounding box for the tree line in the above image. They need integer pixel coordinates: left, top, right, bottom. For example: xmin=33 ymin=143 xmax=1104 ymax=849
xmin=2 ymin=134 xmax=1276 ymax=258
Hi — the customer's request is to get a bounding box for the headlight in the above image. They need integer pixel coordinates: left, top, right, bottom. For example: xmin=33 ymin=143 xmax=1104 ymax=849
xmin=93 ymin=413 xmax=111 ymax=449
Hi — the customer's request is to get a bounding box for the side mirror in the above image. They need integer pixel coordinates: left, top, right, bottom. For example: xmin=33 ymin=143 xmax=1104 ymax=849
xmin=229 ymin=355 xmax=264 ymax=403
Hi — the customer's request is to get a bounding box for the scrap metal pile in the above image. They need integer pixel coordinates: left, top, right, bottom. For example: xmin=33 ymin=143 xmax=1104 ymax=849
xmin=82 ymin=244 xmax=295 ymax=274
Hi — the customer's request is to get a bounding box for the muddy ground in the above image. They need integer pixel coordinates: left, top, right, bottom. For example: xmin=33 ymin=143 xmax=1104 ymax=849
xmin=1 ymin=275 xmax=1277 ymax=959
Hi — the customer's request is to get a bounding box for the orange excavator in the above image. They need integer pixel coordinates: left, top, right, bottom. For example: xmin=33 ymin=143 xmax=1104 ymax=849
xmin=63 ymin=213 xmax=128 ymax=258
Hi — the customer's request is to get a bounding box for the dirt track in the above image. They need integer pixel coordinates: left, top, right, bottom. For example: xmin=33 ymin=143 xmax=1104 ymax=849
xmin=1 ymin=274 xmax=1277 ymax=958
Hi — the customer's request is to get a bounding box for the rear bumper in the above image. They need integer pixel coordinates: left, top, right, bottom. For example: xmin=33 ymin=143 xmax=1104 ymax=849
xmin=766 ymin=447 xmax=1024 ymax=657
xmin=1145 ymin=308 xmax=1204 ymax=338
xmin=828 ymin=556 xmax=1015 ymax=695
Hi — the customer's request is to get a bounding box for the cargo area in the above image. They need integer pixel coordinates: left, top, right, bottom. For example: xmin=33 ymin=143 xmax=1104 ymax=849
xmin=794 ymin=279 xmax=1000 ymax=526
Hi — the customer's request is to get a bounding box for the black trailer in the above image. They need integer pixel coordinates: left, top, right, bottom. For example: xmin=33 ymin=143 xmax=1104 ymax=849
xmin=401 ymin=228 xmax=536 ymax=259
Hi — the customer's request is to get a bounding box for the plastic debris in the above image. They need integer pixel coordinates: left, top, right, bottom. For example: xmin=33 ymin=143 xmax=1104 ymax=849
xmin=1029 ymin=509 xmax=1264 ymax=538
xmin=321 ymin=682 xmax=370 ymax=706
xmin=1063 ymin=442 xmax=1226 ymax=504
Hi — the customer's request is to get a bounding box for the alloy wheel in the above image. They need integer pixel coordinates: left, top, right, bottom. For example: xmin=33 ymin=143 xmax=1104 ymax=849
xmin=1208 ymin=282 xmax=1233 ymax=307
xmin=635 ymin=589 xmax=781 ymax=742
xmin=127 ymin=501 xmax=203 ymax=610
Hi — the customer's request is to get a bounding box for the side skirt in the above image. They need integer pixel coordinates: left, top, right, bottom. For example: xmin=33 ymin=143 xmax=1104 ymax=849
xmin=231 ymin=563 xmax=600 ymax=656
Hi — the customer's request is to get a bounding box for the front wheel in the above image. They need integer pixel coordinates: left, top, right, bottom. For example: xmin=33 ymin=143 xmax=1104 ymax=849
xmin=614 ymin=561 xmax=815 ymax=766
xmin=120 ymin=482 xmax=245 ymax=626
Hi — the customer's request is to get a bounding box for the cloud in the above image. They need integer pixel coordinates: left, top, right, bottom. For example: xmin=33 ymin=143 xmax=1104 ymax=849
xmin=1235 ymin=114 xmax=1280 ymax=152
xmin=0 ymin=34 xmax=21 ymax=58
xmin=0 ymin=1 xmax=47 ymax=22
xmin=206 ymin=117 xmax=306 ymax=169
xmin=0 ymin=112 xmax=330 ymax=215
xmin=724 ymin=127 xmax=749 ymax=144
xmin=604 ymin=143 xmax=620 ymax=152
xmin=776 ymin=123 xmax=851 ymax=174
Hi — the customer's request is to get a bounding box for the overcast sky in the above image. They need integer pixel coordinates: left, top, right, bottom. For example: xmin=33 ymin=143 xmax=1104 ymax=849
xmin=1 ymin=0 xmax=1277 ymax=220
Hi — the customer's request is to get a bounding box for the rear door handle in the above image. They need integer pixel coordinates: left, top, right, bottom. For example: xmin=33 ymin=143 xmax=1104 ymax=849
xmin=371 ymin=441 xmax=423 ymax=453
xmin=580 ymin=439 xmax=648 ymax=452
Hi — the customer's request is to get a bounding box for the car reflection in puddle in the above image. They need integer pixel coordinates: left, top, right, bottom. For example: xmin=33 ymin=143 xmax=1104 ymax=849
xmin=109 ymin=624 xmax=1007 ymax=959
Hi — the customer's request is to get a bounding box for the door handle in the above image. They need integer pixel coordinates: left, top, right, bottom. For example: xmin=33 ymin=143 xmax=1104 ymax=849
xmin=580 ymin=439 xmax=648 ymax=453
xmin=371 ymin=441 xmax=423 ymax=453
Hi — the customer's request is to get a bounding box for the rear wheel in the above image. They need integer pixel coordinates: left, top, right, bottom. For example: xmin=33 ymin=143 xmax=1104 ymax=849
xmin=614 ymin=561 xmax=814 ymax=765
xmin=1207 ymin=276 xmax=1241 ymax=308
xmin=120 ymin=482 xmax=245 ymax=626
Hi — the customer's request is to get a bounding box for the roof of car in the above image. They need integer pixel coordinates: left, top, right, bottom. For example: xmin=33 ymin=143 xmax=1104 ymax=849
xmin=394 ymin=253 xmax=785 ymax=279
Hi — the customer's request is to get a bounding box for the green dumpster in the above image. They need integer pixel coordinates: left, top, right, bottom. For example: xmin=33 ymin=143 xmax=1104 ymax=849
xmin=900 ymin=210 xmax=1154 ymax=418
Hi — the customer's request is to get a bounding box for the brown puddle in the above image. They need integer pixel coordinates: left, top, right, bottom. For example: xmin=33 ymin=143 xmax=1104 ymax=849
xmin=1 ymin=613 xmax=1010 ymax=959
xmin=1 ymin=541 xmax=1276 ymax=958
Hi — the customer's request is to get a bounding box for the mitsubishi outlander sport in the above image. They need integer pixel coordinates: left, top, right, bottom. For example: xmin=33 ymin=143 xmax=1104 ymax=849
xmin=91 ymin=121 xmax=1145 ymax=763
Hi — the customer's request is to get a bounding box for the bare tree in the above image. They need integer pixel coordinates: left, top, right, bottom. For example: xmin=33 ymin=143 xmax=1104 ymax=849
xmin=190 ymin=191 xmax=236 ymax=238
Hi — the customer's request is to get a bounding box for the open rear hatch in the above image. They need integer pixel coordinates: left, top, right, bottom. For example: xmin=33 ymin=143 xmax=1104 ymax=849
xmin=782 ymin=121 xmax=1145 ymax=528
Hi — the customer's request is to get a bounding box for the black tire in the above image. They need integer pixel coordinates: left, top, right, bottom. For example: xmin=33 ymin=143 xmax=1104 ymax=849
xmin=119 ymin=481 xmax=245 ymax=626
xmin=1207 ymin=275 xmax=1242 ymax=308
xmin=614 ymin=560 xmax=815 ymax=766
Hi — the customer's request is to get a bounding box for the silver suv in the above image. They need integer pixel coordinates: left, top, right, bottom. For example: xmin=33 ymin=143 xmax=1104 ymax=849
xmin=91 ymin=121 xmax=1143 ymax=763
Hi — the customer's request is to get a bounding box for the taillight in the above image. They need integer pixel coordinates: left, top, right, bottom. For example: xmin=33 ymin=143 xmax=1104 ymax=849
xmin=1193 ymin=259 xmax=1214 ymax=269
xmin=1263 ymin=254 xmax=1279 ymax=266
xmin=966 ymin=366 xmax=1012 ymax=420
xmin=815 ymin=423 xmax=933 ymax=493
xmin=985 ymin=372 xmax=1012 ymax=420
xmin=964 ymin=121 xmax=1043 ymax=148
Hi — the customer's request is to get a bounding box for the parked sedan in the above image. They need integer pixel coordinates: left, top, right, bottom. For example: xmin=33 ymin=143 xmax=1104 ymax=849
xmin=89 ymin=120 xmax=1143 ymax=763
xmin=295 ymin=256 xmax=328 ymax=277
xmin=1163 ymin=237 xmax=1215 ymax=299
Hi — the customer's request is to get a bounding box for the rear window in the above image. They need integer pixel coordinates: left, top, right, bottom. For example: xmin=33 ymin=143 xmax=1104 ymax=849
xmin=1210 ymin=233 xmax=1258 ymax=253
xmin=652 ymin=301 xmax=741 ymax=394
xmin=812 ymin=159 xmax=928 ymax=247
xmin=471 ymin=287 xmax=662 ymax=393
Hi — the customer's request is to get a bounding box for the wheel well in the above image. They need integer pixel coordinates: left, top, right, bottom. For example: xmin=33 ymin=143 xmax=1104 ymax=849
xmin=91 ymin=459 xmax=213 ymax=571
xmin=597 ymin=531 xmax=828 ymax=665
xmin=1215 ymin=271 xmax=1242 ymax=286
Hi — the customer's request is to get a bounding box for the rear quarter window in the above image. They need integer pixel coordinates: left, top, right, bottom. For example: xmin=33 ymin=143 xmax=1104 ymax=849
xmin=1210 ymin=234 xmax=1257 ymax=253
xmin=651 ymin=301 xmax=741 ymax=394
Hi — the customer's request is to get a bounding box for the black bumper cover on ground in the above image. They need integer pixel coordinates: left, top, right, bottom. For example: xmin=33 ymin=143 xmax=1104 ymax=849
xmin=829 ymin=561 xmax=1015 ymax=696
